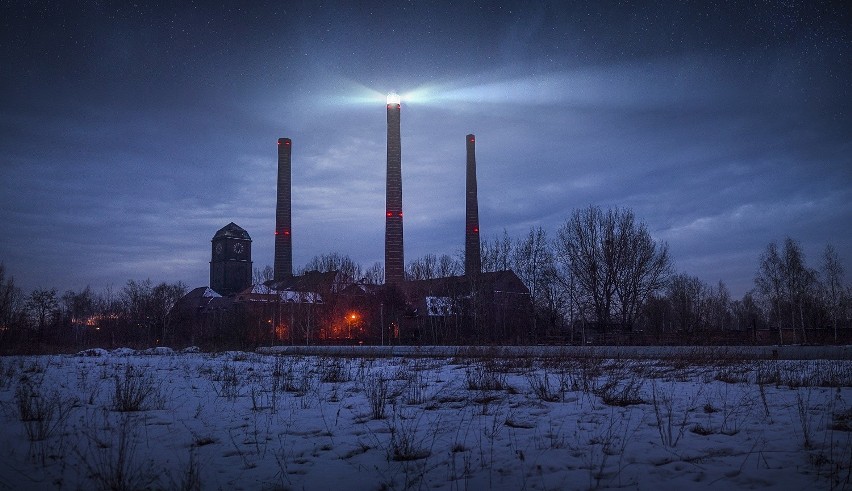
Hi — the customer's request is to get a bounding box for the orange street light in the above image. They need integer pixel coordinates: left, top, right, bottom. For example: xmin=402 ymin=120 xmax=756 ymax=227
xmin=346 ymin=312 xmax=359 ymax=338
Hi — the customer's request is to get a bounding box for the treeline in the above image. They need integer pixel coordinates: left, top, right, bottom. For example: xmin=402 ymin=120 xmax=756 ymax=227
xmin=1 ymin=205 xmax=849 ymax=351
xmin=504 ymin=207 xmax=849 ymax=344
xmin=297 ymin=205 xmax=851 ymax=345
xmin=0 ymin=268 xmax=187 ymax=353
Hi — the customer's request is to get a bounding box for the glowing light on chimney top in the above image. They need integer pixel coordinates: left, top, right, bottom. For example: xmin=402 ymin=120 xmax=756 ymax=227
xmin=386 ymin=92 xmax=401 ymax=105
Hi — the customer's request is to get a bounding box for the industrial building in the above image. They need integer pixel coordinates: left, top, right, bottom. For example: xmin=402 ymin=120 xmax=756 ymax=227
xmin=170 ymin=95 xmax=531 ymax=347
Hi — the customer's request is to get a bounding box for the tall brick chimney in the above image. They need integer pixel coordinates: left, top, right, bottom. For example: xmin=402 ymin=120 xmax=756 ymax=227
xmin=465 ymin=134 xmax=481 ymax=276
xmin=274 ymin=137 xmax=293 ymax=281
xmin=385 ymin=94 xmax=405 ymax=285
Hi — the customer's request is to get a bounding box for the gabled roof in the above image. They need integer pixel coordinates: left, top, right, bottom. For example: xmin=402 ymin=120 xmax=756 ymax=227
xmin=269 ymin=270 xmax=348 ymax=293
xmin=170 ymin=286 xmax=222 ymax=318
xmin=340 ymin=282 xmax=384 ymax=296
xmin=182 ymin=286 xmax=222 ymax=300
xmin=235 ymin=283 xmax=323 ymax=304
xmin=401 ymin=270 xmax=530 ymax=297
xmin=397 ymin=271 xmax=530 ymax=319
xmin=212 ymin=222 xmax=251 ymax=241
xmin=201 ymin=295 xmax=237 ymax=313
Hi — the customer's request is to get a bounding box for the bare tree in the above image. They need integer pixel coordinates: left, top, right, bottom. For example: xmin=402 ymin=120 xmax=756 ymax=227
xmin=554 ymin=260 xmax=584 ymax=342
xmin=60 ymin=286 xmax=97 ymax=345
xmin=821 ymin=244 xmax=844 ymax=343
xmin=404 ymin=253 xmax=461 ymax=281
xmin=122 ymin=279 xmax=154 ymax=341
xmin=755 ymin=241 xmax=785 ymax=343
xmin=612 ymin=210 xmax=672 ymax=329
xmin=252 ymin=265 xmax=274 ymax=285
xmin=513 ymin=226 xmax=556 ymax=339
xmin=0 ymin=263 xmax=25 ymax=336
xmin=481 ymin=229 xmax=513 ymax=273
xmin=667 ymin=273 xmax=706 ymax=332
xmin=756 ymin=238 xmax=820 ymax=344
xmin=436 ymin=254 xmax=461 ymax=278
xmin=363 ymin=262 xmax=384 ymax=285
xmin=301 ymin=252 xmax=363 ymax=284
xmin=705 ymin=281 xmax=733 ymax=331
xmin=61 ymin=287 xmax=96 ymax=324
xmin=121 ymin=279 xmax=187 ymax=345
xmin=26 ymin=288 xmax=59 ymax=345
xmin=93 ymin=285 xmax=124 ymax=346
xmin=555 ymin=206 xmax=671 ymax=332
xmin=151 ymin=282 xmax=188 ymax=344
xmin=719 ymin=282 xmax=734 ymax=330
xmin=556 ymin=206 xmax=615 ymax=329
xmin=732 ymin=291 xmax=764 ymax=337
xmin=781 ymin=238 xmax=817 ymax=343
xmin=406 ymin=254 xmax=438 ymax=280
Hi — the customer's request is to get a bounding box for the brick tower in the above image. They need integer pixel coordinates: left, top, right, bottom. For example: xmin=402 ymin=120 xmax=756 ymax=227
xmin=465 ymin=134 xmax=481 ymax=276
xmin=274 ymin=137 xmax=293 ymax=281
xmin=210 ymin=222 xmax=252 ymax=295
xmin=385 ymin=93 xmax=404 ymax=285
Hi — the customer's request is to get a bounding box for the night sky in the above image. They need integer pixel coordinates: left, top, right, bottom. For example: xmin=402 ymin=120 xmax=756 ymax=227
xmin=1 ymin=1 xmax=849 ymax=298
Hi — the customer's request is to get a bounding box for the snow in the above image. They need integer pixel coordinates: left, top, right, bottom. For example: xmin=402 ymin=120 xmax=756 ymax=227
xmin=110 ymin=347 xmax=137 ymax=356
xmin=202 ymin=288 xmax=221 ymax=298
xmin=242 ymin=284 xmax=322 ymax=303
xmin=73 ymin=348 xmax=109 ymax=357
xmin=138 ymin=346 xmax=176 ymax=356
xmin=279 ymin=290 xmax=321 ymax=303
xmin=1 ymin=350 xmax=850 ymax=490
xmin=426 ymin=296 xmax=457 ymax=316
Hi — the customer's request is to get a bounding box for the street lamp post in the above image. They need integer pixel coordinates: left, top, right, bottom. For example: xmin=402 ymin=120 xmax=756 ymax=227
xmin=347 ymin=313 xmax=357 ymax=339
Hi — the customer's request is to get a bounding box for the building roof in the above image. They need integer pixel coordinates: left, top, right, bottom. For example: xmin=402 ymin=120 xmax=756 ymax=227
xmin=401 ymin=270 xmax=530 ymax=297
xmin=169 ymin=286 xmax=221 ymax=319
xmin=201 ymin=295 xmax=237 ymax=313
xmin=268 ymin=270 xmax=348 ymax=293
xmin=398 ymin=270 xmax=531 ymax=318
xmin=235 ymin=283 xmax=323 ymax=304
xmin=183 ymin=286 xmax=222 ymax=300
xmin=212 ymin=222 xmax=251 ymax=241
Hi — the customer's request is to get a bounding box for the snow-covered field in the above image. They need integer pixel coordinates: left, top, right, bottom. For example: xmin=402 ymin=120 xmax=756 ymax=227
xmin=1 ymin=349 xmax=851 ymax=490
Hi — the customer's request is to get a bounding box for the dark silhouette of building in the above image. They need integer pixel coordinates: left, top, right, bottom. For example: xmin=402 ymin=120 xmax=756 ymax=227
xmin=399 ymin=271 xmax=531 ymax=345
xmin=171 ymin=100 xmax=533 ymax=348
xmin=274 ymin=137 xmax=293 ymax=281
xmin=465 ymin=134 xmax=481 ymax=276
xmin=210 ymin=222 xmax=252 ymax=295
xmin=385 ymin=93 xmax=404 ymax=285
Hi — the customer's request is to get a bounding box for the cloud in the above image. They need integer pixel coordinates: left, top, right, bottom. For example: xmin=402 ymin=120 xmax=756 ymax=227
xmin=2 ymin=3 xmax=849 ymax=299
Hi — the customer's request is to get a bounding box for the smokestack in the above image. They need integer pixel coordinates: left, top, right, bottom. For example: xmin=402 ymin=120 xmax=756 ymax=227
xmin=385 ymin=94 xmax=404 ymax=285
xmin=465 ymin=134 xmax=481 ymax=276
xmin=274 ymin=137 xmax=293 ymax=281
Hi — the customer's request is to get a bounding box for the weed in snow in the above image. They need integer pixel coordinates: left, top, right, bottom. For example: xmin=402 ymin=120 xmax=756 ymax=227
xmin=112 ymin=364 xmax=164 ymax=412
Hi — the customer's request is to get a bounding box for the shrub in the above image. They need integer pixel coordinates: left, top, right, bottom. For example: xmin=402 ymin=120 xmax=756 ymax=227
xmin=526 ymin=371 xmax=560 ymax=402
xmin=651 ymin=381 xmax=692 ymax=447
xmin=214 ymin=363 xmax=242 ymax=400
xmin=112 ymin=365 xmax=164 ymax=412
xmin=319 ymin=357 xmax=350 ymax=383
xmin=595 ymin=377 xmax=644 ymax=407
xmin=464 ymin=362 xmax=507 ymax=391
xmin=81 ymin=414 xmax=160 ymax=490
xmin=388 ymin=405 xmax=430 ymax=461
xmin=15 ymin=381 xmax=72 ymax=441
xmin=365 ymin=373 xmax=390 ymax=420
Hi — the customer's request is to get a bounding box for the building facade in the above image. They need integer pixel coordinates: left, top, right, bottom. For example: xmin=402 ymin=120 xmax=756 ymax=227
xmin=210 ymin=222 xmax=252 ymax=295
